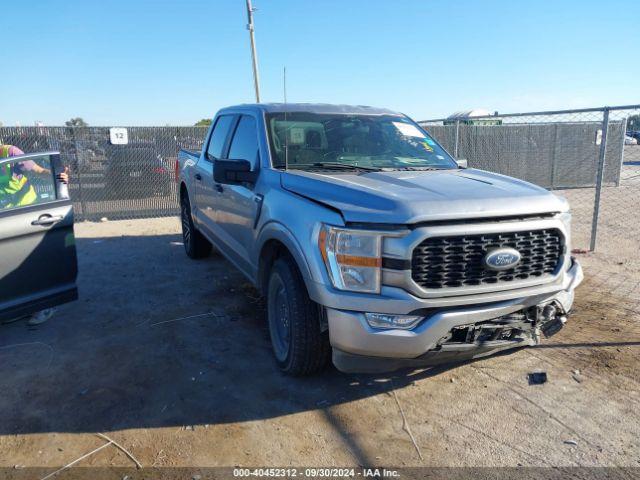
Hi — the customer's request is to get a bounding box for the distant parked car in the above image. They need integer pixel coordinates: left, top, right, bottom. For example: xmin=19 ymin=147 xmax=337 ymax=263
xmin=625 ymin=135 xmax=638 ymax=145
xmin=627 ymin=130 xmax=640 ymax=141
xmin=104 ymin=143 xmax=171 ymax=199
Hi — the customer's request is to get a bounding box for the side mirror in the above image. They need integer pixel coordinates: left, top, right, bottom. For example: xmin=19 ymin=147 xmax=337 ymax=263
xmin=456 ymin=159 xmax=468 ymax=168
xmin=214 ymin=159 xmax=258 ymax=185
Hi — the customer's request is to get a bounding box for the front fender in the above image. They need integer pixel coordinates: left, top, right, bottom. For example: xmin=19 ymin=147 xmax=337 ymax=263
xmin=255 ymin=221 xmax=314 ymax=289
xmin=251 ymin=175 xmax=345 ymax=296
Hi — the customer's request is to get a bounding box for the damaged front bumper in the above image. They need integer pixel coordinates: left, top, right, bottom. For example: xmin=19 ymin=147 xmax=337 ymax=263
xmin=329 ymin=258 xmax=583 ymax=373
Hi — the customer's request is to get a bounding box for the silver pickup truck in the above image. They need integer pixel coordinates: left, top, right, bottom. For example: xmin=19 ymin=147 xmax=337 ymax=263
xmin=176 ymin=103 xmax=583 ymax=375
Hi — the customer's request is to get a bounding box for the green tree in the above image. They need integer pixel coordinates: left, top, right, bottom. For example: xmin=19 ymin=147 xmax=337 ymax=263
xmin=627 ymin=114 xmax=640 ymax=131
xmin=195 ymin=118 xmax=212 ymax=127
xmin=65 ymin=117 xmax=88 ymax=127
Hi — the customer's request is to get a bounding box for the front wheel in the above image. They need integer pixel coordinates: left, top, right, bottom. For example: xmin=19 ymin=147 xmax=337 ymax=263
xmin=181 ymin=194 xmax=212 ymax=259
xmin=267 ymin=257 xmax=330 ymax=375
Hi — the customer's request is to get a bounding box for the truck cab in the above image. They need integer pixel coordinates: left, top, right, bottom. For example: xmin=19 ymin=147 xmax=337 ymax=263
xmin=177 ymin=103 xmax=583 ymax=375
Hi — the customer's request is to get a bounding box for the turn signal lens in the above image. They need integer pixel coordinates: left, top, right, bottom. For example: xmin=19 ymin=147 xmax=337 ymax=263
xmin=335 ymin=254 xmax=381 ymax=268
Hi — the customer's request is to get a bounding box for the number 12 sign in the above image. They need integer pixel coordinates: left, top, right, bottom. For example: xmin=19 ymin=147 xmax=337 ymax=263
xmin=109 ymin=127 xmax=128 ymax=145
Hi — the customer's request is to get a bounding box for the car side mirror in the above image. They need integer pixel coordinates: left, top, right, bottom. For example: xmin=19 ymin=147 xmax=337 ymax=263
xmin=456 ymin=159 xmax=468 ymax=168
xmin=214 ymin=159 xmax=258 ymax=185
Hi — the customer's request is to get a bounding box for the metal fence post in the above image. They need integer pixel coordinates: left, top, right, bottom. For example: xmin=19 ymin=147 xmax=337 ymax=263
xmin=589 ymin=107 xmax=610 ymax=251
xmin=616 ymin=116 xmax=627 ymax=187
xmin=69 ymin=127 xmax=87 ymax=220
xmin=454 ymin=120 xmax=460 ymax=158
xmin=550 ymin=123 xmax=559 ymax=189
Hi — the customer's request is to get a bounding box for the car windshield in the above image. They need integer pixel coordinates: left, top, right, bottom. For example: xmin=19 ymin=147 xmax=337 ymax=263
xmin=266 ymin=113 xmax=457 ymax=170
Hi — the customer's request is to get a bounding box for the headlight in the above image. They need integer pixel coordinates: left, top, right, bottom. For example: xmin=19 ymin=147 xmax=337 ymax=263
xmin=318 ymin=225 xmax=382 ymax=293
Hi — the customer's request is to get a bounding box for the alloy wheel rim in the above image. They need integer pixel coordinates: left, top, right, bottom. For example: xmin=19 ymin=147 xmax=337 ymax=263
xmin=181 ymin=204 xmax=191 ymax=249
xmin=268 ymin=275 xmax=290 ymax=362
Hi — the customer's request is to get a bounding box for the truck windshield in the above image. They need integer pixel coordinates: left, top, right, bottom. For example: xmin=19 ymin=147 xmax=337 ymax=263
xmin=266 ymin=113 xmax=457 ymax=170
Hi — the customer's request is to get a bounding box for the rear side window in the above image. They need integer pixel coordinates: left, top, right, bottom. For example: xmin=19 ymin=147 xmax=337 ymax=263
xmin=0 ymin=155 xmax=57 ymax=212
xmin=228 ymin=116 xmax=258 ymax=166
xmin=206 ymin=115 xmax=235 ymax=161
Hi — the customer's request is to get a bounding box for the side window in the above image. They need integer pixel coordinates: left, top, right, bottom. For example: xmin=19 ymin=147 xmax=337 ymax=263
xmin=0 ymin=155 xmax=57 ymax=212
xmin=228 ymin=116 xmax=258 ymax=166
xmin=206 ymin=115 xmax=235 ymax=161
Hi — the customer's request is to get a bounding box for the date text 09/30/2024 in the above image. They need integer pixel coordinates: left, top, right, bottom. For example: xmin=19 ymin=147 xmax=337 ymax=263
xmin=233 ymin=468 xmax=399 ymax=478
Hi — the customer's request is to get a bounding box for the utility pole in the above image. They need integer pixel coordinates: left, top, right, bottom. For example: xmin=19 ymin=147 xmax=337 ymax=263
xmin=245 ymin=0 xmax=261 ymax=103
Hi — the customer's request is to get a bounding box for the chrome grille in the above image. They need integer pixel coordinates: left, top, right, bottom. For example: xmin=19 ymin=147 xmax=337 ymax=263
xmin=411 ymin=229 xmax=564 ymax=289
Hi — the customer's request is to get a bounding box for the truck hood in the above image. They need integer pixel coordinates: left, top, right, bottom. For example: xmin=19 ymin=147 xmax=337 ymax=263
xmin=280 ymin=168 xmax=568 ymax=224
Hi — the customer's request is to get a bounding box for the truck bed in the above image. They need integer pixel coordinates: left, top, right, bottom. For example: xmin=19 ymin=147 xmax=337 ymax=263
xmin=179 ymin=148 xmax=200 ymax=159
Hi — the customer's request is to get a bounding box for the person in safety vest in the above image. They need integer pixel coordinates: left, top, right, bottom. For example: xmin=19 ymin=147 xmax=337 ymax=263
xmin=0 ymin=144 xmax=69 ymax=209
xmin=1 ymin=144 xmax=70 ymax=325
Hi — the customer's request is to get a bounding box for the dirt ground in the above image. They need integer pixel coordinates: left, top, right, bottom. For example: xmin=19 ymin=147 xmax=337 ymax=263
xmin=0 ymin=217 xmax=639 ymax=472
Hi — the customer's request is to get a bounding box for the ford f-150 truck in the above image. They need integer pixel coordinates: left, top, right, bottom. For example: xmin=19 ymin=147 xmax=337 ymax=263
xmin=176 ymin=104 xmax=583 ymax=375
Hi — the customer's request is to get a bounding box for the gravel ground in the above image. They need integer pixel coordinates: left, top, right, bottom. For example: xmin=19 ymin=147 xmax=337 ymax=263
xmin=0 ymin=217 xmax=638 ymax=472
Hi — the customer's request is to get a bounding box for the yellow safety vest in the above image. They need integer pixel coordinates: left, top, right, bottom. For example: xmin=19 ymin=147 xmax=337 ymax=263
xmin=0 ymin=147 xmax=38 ymax=208
xmin=0 ymin=145 xmax=12 ymax=158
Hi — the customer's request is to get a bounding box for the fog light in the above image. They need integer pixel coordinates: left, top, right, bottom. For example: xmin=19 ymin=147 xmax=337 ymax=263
xmin=365 ymin=313 xmax=423 ymax=330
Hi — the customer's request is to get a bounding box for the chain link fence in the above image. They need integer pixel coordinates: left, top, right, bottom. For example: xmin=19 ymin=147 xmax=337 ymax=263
xmin=0 ymin=126 xmax=207 ymax=221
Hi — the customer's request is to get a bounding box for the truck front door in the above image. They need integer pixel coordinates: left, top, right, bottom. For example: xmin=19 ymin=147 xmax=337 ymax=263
xmin=213 ymin=114 xmax=261 ymax=277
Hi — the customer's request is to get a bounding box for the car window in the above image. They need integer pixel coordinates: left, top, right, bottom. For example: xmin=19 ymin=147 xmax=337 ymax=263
xmin=227 ymin=115 xmax=258 ymax=166
xmin=266 ymin=113 xmax=457 ymax=170
xmin=206 ymin=115 xmax=235 ymax=161
xmin=0 ymin=155 xmax=58 ymax=211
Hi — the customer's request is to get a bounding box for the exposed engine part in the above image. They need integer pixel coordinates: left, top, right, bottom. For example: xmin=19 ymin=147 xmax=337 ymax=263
xmin=540 ymin=314 xmax=567 ymax=338
xmin=438 ymin=313 xmax=533 ymax=347
xmin=538 ymin=302 xmax=568 ymax=338
xmin=436 ymin=301 xmax=568 ymax=349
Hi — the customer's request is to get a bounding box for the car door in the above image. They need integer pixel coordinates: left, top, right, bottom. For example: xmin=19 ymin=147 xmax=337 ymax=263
xmin=194 ymin=114 xmax=236 ymax=237
xmin=0 ymin=152 xmax=78 ymax=322
xmin=213 ymin=114 xmax=261 ymax=277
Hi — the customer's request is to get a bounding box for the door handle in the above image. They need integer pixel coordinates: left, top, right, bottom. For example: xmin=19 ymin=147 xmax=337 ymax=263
xmin=215 ymin=184 xmax=224 ymax=193
xmin=31 ymin=214 xmax=64 ymax=226
xmin=194 ymin=173 xmax=202 ymax=181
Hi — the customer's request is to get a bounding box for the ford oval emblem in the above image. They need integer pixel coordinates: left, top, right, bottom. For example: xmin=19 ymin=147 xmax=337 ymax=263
xmin=484 ymin=248 xmax=521 ymax=271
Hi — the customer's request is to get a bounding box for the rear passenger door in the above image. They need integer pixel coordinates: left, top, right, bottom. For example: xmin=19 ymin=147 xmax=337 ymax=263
xmin=0 ymin=152 xmax=78 ymax=322
xmin=214 ymin=114 xmax=261 ymax=277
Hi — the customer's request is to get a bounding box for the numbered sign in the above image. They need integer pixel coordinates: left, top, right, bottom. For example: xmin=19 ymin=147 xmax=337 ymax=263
xmin=109 ymin=127 xmax=128 ymax=145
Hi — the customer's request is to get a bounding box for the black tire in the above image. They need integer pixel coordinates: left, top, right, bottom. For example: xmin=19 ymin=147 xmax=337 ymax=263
xmin=267 ymin=256 xmax=330 ymax=376
xmin=181 ymin=193 xmax=212 ymax=259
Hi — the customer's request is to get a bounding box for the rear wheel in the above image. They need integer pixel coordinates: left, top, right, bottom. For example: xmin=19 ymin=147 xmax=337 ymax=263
xmin=267 ymin=256 xmax=330 ymax=375
xmin=181 ymin=193 xmax=212 ymax=259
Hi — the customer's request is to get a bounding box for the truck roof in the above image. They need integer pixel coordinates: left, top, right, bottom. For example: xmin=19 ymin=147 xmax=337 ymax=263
xmin=218 ymin=103 xmax=404 ymax=116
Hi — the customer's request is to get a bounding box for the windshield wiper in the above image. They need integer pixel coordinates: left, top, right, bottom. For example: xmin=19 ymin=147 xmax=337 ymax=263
xmin=306 ymin=162 xmax=382 ymax=172
xmin=388 ymin=166 xmax=450 ymax=171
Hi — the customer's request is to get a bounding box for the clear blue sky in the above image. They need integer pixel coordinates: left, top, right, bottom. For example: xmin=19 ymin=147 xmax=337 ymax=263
xmin=2 ymin=0 xmax=637 ymax=126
